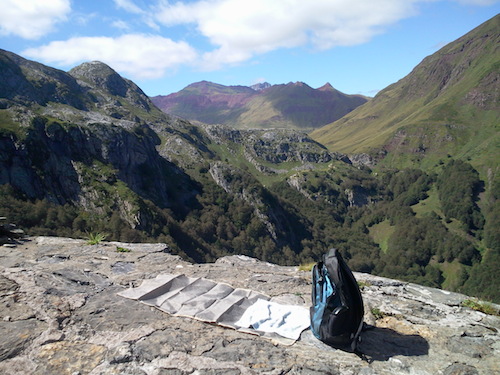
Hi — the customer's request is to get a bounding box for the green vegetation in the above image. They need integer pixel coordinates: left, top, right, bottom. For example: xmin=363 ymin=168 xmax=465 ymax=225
xmin=85 ymin=232 xmax=107 ymax=245
xmin=368 ymin=220 xmax=395 ymax=253
xmin=357 ymin=281 xmax=372 ymax=290
xmin=298 ymin=262 xmax=315 ymax=272
xmin=116 ymin=246 xmax=131 ymax=253
xmin=436 ymin=160 xmax=484 ymax=232
xmin=310 ymin=15 xmax=500 ymax=176
xmin=3 ymin=142 xmax=499 ymax=303
xmin=461 ymin=299 xmax=499 ymax=316
xmin=0 ymin=110 xmax=24 ymax=139
xmin=370 ymin=307 xmax=386 ymax=320
xmin=1 ymin=118 xmax=497 ymax=302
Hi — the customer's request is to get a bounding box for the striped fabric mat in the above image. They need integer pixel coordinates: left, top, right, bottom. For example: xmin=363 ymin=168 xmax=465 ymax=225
xmin=118 ymin=273 xmax=310 ymax=343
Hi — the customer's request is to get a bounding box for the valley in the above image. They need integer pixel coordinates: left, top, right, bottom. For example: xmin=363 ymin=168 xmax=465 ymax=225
xmin=0 ymin=15 xmax=499 ymax=304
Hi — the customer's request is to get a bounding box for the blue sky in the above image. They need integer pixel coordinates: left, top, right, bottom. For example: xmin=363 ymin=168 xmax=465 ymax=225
xmin=0 ymin=0 xmax=498 ymax=97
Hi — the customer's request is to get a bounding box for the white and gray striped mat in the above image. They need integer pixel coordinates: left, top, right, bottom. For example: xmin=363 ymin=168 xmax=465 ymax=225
xmin=118 ymin=273 xmax=310 ymax=343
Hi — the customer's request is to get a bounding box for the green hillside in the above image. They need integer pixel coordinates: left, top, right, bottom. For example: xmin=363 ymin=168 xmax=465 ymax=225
xmin=311 ymin=15 xmax=499 ymax=176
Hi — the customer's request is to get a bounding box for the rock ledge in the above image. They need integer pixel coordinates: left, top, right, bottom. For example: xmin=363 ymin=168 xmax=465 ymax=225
xmin=0 ymin=237 xmax=498 ymax=374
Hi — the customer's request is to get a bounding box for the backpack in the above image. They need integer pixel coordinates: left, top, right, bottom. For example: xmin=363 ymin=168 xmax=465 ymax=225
xmin=310 ymin=248 xmax=364 ymax=352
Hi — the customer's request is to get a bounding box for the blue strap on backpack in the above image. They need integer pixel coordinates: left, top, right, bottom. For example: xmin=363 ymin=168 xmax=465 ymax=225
xmin=310 ymin=248 xmax=364 ymax=352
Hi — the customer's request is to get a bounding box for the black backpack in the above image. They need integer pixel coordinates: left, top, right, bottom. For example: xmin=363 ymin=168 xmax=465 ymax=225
xmin=310 ymin=248 xmax=364 ymax=351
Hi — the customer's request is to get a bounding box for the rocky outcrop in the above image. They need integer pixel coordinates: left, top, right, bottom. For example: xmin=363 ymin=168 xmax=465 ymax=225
xmin=0 ymin=116 xmax=202 ymax=231
xmin=203 ymin=124 xmax=347 ymax=172
xmin=345 ymin=186 xmax=371 ymax=207
xmin=247 ymin=129 xmax=334 ymax=164
xmin=0 ymin=217 xmax=24 ymax=245
xmin=349 ymin=153 xmax=377 ymax=167
xmin=69 ymin=61 xmax=155 ymax=114
xmin=0 ymin=237 xmax=498 ymax=374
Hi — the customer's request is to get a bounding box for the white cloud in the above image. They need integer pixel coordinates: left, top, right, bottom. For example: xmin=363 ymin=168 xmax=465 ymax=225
xmin=22 ymin=34 xmax=198 ymax=80
xmin=0 ymin=0 xmax=71 ymax=39
xmin=455 ymin=0 xmax=498 ymax=4
xmin=11 ymin=0 xmax=498 ymax=80
xmin=113 ymin=0 xmax=145 ymax=14
xmin=74 ymin=12 xmax=99 ymax=27
xmin=154 ymin=0 xmax=420 ymax=69
xmin=113 ymin=0 xmax=161 ymax=31
xmin=111 ymin=20 xmax=131 ymax=30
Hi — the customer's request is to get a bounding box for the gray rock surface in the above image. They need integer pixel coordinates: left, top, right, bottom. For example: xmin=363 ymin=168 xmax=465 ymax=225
xmin=0 ymin=237 xmax=499 ymax=374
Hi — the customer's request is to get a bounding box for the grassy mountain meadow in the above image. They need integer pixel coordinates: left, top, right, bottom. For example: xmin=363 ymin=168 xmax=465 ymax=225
xmin=311 ymin=15 xmax=499 ymax=176
xmin=0 ymin=15 xmax=499 ymax=303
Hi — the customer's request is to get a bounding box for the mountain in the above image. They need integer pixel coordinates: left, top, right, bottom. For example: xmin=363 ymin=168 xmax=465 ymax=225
xmin=151 ymin=81 xmax=256 ymax=125
xmin=311 ymin=15 xmax=500 ymax=175
xmin=1 ymin=39 xmax=499 ymax=305
xmin=0 ymin=48 xmax=355 ymax=264
xmin=151 ymin=80 xmax=367 ymax=130
xmin=0 ymin=49 xmax=210 ymax=243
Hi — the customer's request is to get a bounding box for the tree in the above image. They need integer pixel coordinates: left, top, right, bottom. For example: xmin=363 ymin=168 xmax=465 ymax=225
xmin=437 ymin=160 xmax=484 ymax=232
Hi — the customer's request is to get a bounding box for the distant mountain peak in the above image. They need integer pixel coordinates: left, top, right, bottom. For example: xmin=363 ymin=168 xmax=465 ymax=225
xmin=286 ymin=81 xmax=308 ymax=87
xmin=68 ymin=61 xmax=152 ymax=111
xmin=70 ymin=61 xmax=118 ymax=78
xmin=250 ymin=82 xmax=271 ymax=91
xmin=318 ymin=83 xmax=334 ymax=92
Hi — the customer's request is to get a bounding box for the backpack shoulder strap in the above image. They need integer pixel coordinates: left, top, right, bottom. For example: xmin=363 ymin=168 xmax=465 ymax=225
xmin=323 ymin=248 xmax=344 ymax=289
xmin=323 ymin=248 xmax=348 ymax=307
xmin=323 ymin=248 xmax=342 ymax=286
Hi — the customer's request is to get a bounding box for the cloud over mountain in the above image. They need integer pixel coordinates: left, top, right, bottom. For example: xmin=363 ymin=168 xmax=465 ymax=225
xmin=23 ymin=34 xmax=197 ymax=80
xmin=154 ymin=0 xmax=419 ymax=69
xmin=10 ymin=0 xmax=499 ymax=82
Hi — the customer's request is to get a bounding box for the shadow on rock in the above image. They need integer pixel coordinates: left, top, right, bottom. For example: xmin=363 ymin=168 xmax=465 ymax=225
xmin=358 ymin=326 xmax=429 ymax=361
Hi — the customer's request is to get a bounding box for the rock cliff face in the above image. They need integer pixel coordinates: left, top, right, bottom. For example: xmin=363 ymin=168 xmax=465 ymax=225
xmin=1 ymin=236 xmax=498 ymax=375
xmin=0 ymin=49 xmax=203 ymax=230
xmin=202 ymin=125 xmax=349 ymax=171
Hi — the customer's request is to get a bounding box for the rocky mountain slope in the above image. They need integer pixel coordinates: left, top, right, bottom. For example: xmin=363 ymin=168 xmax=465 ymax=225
xmin=151 ymin=81 xmax=367 ymax=130
xmin=311 ymin=14 xmax=499 ymax=175
xmin=0 ymin=49 xmax=200 ymax=230
xmin=0 ymin=48 xmax=358 ymax=264
xmin=1 ymin=236 xmax=499 ymax=374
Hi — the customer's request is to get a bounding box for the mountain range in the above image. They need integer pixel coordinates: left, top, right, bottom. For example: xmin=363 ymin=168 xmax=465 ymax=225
xmin=151 ymin=81 xmax=368 ymax=130
xmin=0 ymin=15 xmax=498 ymax=303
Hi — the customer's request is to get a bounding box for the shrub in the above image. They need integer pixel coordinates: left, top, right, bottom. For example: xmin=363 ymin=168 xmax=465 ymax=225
xmin=461 ymin=299 xmax=499 ymax=316
xmin=85 ymin=232 xmax=107 ymax=245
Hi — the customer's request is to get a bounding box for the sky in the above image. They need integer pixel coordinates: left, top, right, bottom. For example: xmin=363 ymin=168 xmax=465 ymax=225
xmin=0 ymin=1 xmax=498 ymax=97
